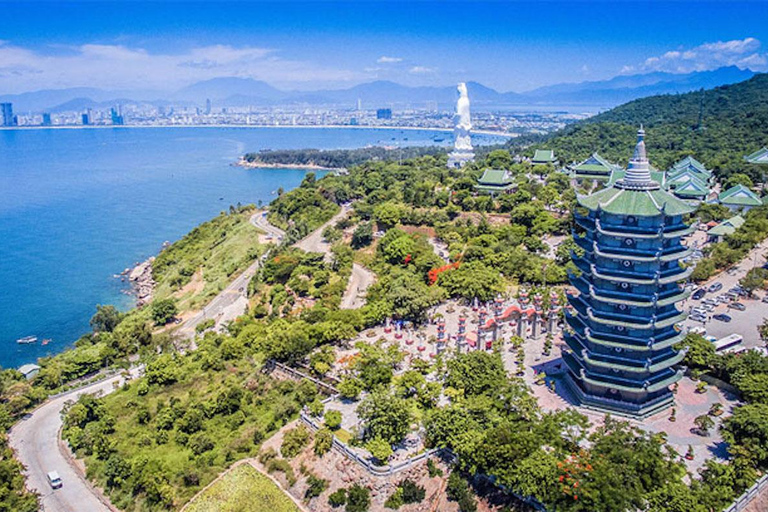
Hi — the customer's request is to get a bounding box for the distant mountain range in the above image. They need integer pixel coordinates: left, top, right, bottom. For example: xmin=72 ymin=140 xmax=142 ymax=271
xmin=0 ymin=66 xmax=757 ymax=113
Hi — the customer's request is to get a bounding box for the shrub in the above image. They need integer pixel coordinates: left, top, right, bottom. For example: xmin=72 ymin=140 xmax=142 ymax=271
xmin=314 ymin=428 xmax=333 ymax=456
xmin=281 ymin=425 xmax=310 ymax=458
xmin=384 ymin=487 xmax=404 ymax=509
xmin=325 ymin=410 xmax=342 ymax=430
xmin=266 ymin=458 xmax=296 ymax=486
xmin=399 ymin=479 xmax=425 ymax=504
xmin=328 ymin=488 xmax=347 ymax=507
xmin=258 ymin=447 xmax=277 ymax=464
xmin=305 ymin=474 xmax=328 ymax=499
xmin=447 ymin=472 xmax=477 ymax=512
xmin=188 ymin=432 xmax=214 ymax=455
xmin=346 ymin=484 xmax=371 ymax=512
xmin=426 ymin=458 xmax=443 ymax=477
xmin=365 ymin=437 xmax=393 ymax=464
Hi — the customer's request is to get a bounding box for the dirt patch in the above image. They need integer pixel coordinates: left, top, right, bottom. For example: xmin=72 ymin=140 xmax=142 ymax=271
xmin=174 ymin=268 xmax=205 ymax=299
xmin=400 ymin=225 xmax=437 ymax=238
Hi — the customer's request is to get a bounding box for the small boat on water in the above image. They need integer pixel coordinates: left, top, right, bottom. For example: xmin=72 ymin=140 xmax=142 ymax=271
xmin=17 ymin=336 xmax=37 ymax=345
xmin=42 ymin=339 xmax=51 ymax=346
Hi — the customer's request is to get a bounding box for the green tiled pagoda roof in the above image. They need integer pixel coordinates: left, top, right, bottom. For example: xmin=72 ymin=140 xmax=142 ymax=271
xmin=532 ymin=149 xmax=556 ymax=163
xmin=667 ymin=167 xmax=711 ymax=186
xmin=578 ymin=185 xmax=696 ymax=217
xmin=669 ymin=176 xmax=710 ymax=198
xmin=571 ymin=153 xmax=619 ymax=175
xmin=670 ymin=156 xmax=710 ymax=176
xmin=745 ymin=147 xmax=768 ymax=165
xmin=708 ymin=215 xmax=745 ymax=237
xmin=718 ymin=184 xmax=762 ymax=207
xmin=478 ymin=169 xmax=513 ymax=185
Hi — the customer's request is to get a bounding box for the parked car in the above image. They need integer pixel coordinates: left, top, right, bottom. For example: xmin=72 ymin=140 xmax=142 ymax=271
xmin=713 ymin=314 xmax=732 ymax=322
xmin=708 ymin=282 xmax=724 ymax=293
xmin=729 ymin=302 xmax=747 ymax=311
xmin=690 ymin=315 xmax=707 ymax=324
xmin=762 ymin=295 xmax=768 ymax=304
xmin=692 ymin=289 xmax=706 ymax=300
xmin=47 ymin=471 xmax=62 ymax=489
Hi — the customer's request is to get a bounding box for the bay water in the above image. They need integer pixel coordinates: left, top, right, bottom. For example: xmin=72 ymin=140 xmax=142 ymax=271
xmin=0 ymin=127 xmax=502 ymax=368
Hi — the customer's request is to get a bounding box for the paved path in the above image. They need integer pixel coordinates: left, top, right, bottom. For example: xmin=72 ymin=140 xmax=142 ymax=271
xmin=293 ymin=204 xmax=351 ymax=260
xmin=177 ymin=206 xmax=350 ymax=340
xmin=250 ymin=211 xmax=286 ymax=240
xmin=9 ymin=368 xmax=141 ymax=512
xmin=340 ymin=263 xmax=376 ymax=309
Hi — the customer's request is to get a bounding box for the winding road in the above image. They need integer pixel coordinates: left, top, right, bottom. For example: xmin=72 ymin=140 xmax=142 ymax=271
xmin=9 ymin=368 xmax=141 ymax=512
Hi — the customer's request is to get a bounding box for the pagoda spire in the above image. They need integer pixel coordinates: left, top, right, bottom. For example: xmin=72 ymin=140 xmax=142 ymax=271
xmin=617 ymin=126 xmax=659 ymax=190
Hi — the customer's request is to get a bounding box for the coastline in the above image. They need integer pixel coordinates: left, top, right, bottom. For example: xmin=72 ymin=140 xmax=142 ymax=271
xmin=0 ymin=123 xmax=516 ymax=138
xmin=124 ymin=257 xmax=156 ymax=307
xmin=234 ymin=156 xmax=345 ymax=172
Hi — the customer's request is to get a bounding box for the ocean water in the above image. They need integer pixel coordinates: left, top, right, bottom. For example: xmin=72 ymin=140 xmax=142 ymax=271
xmin=0 ymin=126 xmax=503 ymax=368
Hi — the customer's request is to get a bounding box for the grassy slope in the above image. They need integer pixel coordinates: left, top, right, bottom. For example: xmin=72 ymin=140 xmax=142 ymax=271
xmin=152 ymin=206 xmax=264 ymax=313
xmin=70 ymin=351 xmax=305 ymax=511
xmin=185 ymin=464 xmax=299 ymax=512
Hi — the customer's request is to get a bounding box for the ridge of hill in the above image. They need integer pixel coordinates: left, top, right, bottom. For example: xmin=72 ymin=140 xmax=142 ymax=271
xmin=530 ymin=73 xmax=768 ymax=180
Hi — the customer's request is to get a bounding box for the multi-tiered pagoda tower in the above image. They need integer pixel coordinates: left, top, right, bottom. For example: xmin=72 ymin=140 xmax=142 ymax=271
xmin=564 ymin=128 xmax=696 ymax=419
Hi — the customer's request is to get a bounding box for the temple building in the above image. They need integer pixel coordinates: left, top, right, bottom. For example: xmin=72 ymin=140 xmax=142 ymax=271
xmin=531 ymin=149 xmax=557 ymax=165
xmin=475 ymin=169 xmax=516 ymax=195
xmin=665 ymin=156 xmax=715 ymax=202
xmin=566 ymin=153 xmax=622 ymax=183
xmin=745 ymin=147 xmax=768 ymax=165
xmin=564 ymin=127 xmax=694 ymax=419
xmin=717 ymin=184 xmax=763 ymax=212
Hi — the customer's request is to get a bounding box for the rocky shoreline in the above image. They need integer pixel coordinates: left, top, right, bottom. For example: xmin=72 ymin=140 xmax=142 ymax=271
xmin=118 ymin=257 xmax=156 ymax=307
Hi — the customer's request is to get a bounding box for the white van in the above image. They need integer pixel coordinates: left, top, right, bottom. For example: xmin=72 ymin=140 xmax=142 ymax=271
xmin=47 ymin=471 xmax=62 ymax=489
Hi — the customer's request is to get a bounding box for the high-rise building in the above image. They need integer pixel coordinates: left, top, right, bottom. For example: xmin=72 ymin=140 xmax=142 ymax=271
xmin=110 ymin=107 xmax=124 ymax=125
xmin=42 ymin=113 xmax=52 ymax=126
xmin=1 ymin=103 xmax=17 ymax=127
xmin=82 ymin=112 xmax=91 ymax=125
xmin=205 ymin=98 xmax=212 ymax=115
xmin=564 ymin=127 xmax=695 ymax=419
xmin=376 ymin=108 xmax=392 ymax=120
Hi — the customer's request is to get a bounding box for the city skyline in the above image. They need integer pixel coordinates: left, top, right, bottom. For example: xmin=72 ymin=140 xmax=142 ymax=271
xmin=1 ymin=1 xmax=767 ymax=94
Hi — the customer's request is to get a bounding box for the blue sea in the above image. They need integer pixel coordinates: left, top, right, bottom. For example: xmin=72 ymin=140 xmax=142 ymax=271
xmin=0 ymin=126 xmax=503 ymax=368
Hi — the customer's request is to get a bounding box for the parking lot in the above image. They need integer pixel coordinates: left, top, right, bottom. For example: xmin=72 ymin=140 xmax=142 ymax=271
xmin=681 ymin=237 xmax=768 ymax=350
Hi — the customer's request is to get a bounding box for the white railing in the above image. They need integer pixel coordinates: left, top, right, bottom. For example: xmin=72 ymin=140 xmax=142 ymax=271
xmin=263 ymin=359 xmax=338 ymax=395
xmin=724 ymin=474 xmax=768 ymax=512
xmin=299 ymin=410 xmax=440 ymax=477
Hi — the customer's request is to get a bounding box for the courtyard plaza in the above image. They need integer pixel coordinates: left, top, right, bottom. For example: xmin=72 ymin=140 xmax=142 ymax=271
xmin=315 ymin=292 xmax=743 ymax=474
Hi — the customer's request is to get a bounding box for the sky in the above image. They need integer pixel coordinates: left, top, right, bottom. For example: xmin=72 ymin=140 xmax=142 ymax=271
xmin=1 ymin=1 xmax=768 ymax=94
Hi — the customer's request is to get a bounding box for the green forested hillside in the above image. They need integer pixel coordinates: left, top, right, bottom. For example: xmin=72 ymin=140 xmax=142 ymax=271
xmin=528 ymin=73 xmax=768 ymax=181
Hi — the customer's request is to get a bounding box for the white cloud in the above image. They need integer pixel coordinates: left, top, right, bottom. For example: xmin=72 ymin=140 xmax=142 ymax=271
xmin=0 ymin=42 xmax=366 ymax=93
xmin=409 ymin=66 xmax=436 ymax=75
xmin=377 ymin=56 xmax=402 ymax=64
xmin=628 ymin=37 xmax=767 ymax=74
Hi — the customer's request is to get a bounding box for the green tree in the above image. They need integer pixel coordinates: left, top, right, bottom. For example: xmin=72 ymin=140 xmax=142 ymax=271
xmin=351 ymin=222 xmax=374 ymax=249
xmin=90 ymin=305 xmax=123 ymax=333
xmin=150 ymin=299 xmax=177 ymax=326
xmin=445 ymin=351 xmax=505 ymax=396
xmin=723 ymin=403 xmax=768 ymax=468
xmin=437 ymin=261 xmax=504 ymax=302
xmin=357 ymin=388 xmax=411 ymax=444
xmin=366 ymin=437 xmax=393 ymax=463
